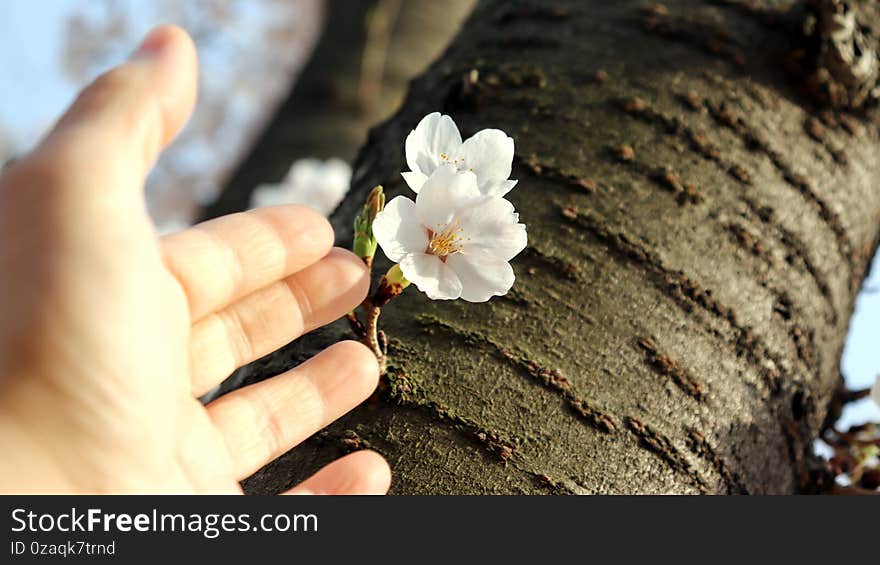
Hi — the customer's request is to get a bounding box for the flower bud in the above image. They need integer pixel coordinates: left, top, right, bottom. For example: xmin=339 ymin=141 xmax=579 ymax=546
xmin=373 ymin=264 xmax=411 ymax=306
xmin=353 ymin=185 xmax=385 ymax=267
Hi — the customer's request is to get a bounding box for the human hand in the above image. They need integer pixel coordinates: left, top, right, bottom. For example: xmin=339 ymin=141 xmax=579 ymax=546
xmin=0 ymin=26 xmax=389 ymax=494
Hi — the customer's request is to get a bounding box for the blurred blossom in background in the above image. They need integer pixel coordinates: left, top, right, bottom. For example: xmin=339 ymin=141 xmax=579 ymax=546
xmin=0 ymin=1 xmax=877 ymax=430
xmin=251 ymin=158 xmax=351 ymax=216
xmin=0 ymin=0 xmax=323 ymax=233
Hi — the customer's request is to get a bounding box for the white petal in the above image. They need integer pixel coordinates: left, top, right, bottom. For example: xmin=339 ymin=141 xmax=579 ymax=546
xmin=401 ymin=171 xmax=428 ymax=193
xmin=480 ymin=178 xmax=518 ymax=197
xmin=457 ymin=197 xmax=527 ymax=261
xmin=457 ymin=129 xmax=514 ymax=194
xmin=400 ymin=253 xmax=462 ymax=300
xmin=405 ymin=112 xmax=463 ymax=178
xmin=372 ymin=196 xmax=429 ymax=262
xmin=415 ymin=165 xmax=481 ymax=230
xmin=446 ymin=252 xmax=515 ymax=302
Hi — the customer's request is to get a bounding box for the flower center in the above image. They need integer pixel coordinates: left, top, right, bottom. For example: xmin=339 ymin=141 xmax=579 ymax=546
xmin=439 ymin=152 xmax=466 ymax=168
xmin=427 ymin=222 xmax=465 ymax=258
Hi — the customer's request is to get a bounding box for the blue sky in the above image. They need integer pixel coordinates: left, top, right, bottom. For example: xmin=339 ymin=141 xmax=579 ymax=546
xmin=839 ymin=252 xmax=880 ymax=427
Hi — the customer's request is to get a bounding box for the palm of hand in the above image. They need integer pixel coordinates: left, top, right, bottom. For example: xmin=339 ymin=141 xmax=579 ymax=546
xmin=0 ymin=26 xmax=389 ymax=494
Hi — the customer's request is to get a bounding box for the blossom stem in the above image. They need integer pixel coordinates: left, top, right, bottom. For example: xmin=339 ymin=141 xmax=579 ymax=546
xmin=361 ymin=299 xmax=387 ymax=375
xmin=353 ymin=265 xmax=410 ymax=375
xmin=378 ymin=329 xmax=388 ymax=355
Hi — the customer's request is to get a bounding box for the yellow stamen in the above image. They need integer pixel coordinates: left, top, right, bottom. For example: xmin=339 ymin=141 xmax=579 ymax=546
xmin=428 ymin=222 xmax=465 ymax=257
xmin=439 ymin=152 xmax=465 ymax=168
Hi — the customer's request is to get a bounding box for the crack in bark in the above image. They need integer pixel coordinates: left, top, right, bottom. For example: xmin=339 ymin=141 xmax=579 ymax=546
xmin=686 ymin=428 xmax=750 ymax=494
xmin=559 ymin=206 xmax=789 ymax=395
xmin=521 ymin=244 xmax=584 ymax=283
xmin=380 ymin=365 xmax=521 ymax=463
xmin=608 ymin=104 xmax=708 ymax=204
xmin=382 ymin=329 xmax=630 ymax=489
xmin=803 ymin=116 xmax=848 ymax=164
xmin=517 ymin=154 xmax=599 ymax=197
xmin=625 ymin=416 xmax=709 ymax=492
xmin=416 ymin=315 xmax=618 ymax=434
xmin=726 ymin=221 xmax=774 ymax=264
xmin=740 ymin=194 xmax=839 ymax=324
xmin=627 ymin=87 xmax=847 ymax=320
xmin=412 ymin=316 xmax=724 ymax=491
xmin=559 ymin=204 xmax=825 ymax=486
xmin=704 ymin=0 xmax=790 ymax=28
xmin=638 ymin=5 xmax=748 ymax=69
xmin=618 ymin=94 xmax=752 ymax=187
xmin=532 ymin=471 xmax=580 ymax=494
xmin=696 ymin=95 xmax=855 ymax=268
xmin=636 ymin=337 xmax=706 ymax=401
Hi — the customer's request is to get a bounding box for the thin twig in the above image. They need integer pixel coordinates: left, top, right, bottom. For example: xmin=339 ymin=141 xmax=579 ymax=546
xmin=361 ymin=299 xmax=387 ymax=374
xmin=839 ymin=387 xmax=872 ymax=404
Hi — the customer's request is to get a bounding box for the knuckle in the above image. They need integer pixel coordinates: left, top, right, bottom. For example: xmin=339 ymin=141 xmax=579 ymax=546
xmin=77 ymin=65 xmax=141 ymax=111
xmin=68 ymin=65 xmax=159 ymax=162
xmin=218 ymin=308 xmax=254 ymax=367
xmin=288 ymin=205 xmax=335 ymax=247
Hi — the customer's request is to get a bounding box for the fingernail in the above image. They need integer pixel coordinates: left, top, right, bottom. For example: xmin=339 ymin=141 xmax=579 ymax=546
xmin=130 ymin=26 xmax=171 ymax=60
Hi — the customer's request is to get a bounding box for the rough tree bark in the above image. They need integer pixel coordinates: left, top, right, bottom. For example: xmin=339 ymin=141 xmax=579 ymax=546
xmin=232 ymin=0 xmax=880 ymax=494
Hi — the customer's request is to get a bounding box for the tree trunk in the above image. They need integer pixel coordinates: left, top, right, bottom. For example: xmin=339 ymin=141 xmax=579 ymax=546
xmin=237 ymin=0 xmax=880 ymax=494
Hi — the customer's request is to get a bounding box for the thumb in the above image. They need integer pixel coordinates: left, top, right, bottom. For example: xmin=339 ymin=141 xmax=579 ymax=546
xmin=29 ymin=25 xmax=198 ymax=199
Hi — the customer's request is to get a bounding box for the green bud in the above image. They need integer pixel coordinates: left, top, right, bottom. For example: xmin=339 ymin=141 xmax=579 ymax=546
xmin=353 ymin=185 xmax=385 ymax=266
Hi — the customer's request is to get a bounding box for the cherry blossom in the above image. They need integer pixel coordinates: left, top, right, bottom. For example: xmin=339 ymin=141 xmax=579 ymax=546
xmin=373 ymin=165 xmax=526 ymax=302
xmin=401 ymin=112 xmax=516 ymax=197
